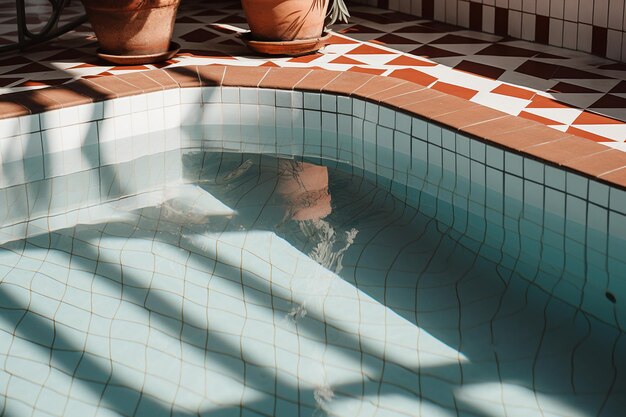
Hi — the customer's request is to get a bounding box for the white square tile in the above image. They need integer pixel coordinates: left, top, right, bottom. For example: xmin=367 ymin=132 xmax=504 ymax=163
xmin=521 ymin=12 xmax=536 ymax=41
xmin=550 ymin=0 xmax=565 ymax=19
xmin=353 ymin=99 xmax=366 ymax=119
xmin=523 ymin=158 xmax=544 ymax=183
xmin=259 ymin=105 xmax=275 ymax=127
xmin=412 ymin=117 xmax=427 ymax=140
xmin=145 ymin=91 xmax=165 ymax=110
xmin=458 ymin=0 xmax=470 ymax=27
xmin=483 ymin=6 xmax=495 ymax=33
xmin=564 ymin=0 xmax=579 ymax=21
xmin=379 ymin=106 xmax=395 ymax=128
xmin=163 ymin=87 xmax=180 ymax=106
xmin=365 ymin=102 xmax=378 ymax=123
xmin=130 ymin=93 xmax=148 ymax=112
xmin=114 ymin=114 xmax=133 ymax=139
xmin=61 ymin=125 xmax=83 ymax=151
xmin=425 ymin=124 xmax=440 ymax=147
xmin=434 ymin=0 xmax=446 ymax=20
xmin=41 ymin=127 xmax=63 ymax=154
xmin=304 ymin=109 xmax=322 ymax=131
xmin=40 ymin=109 xmax=61 ymax=131
xmin=259 ymin=89 xmax=275 ymax=106
xmin=377 ymin=125 xmax=394 ymax=169
xmin=131 ymin=111 xmax=150 ymax=137
xmin=304 ymin=92 xmax=321 ymax=110
xmin=577 ymin=24 xmax=593 ymax=53
xmin=201 ymin=86 xmax=221 ymax=104
xmin=321 ymin=94 xmax=337 ymax=112
xmin=505 ymin=152 xmax=523 ymax=176
xmin=292 ymin=91 xmax=303 ymax=108
xmin=20 ymin=132 xmax=43 ymax=159
xmin=221 ymin=87 xmax=239 ymax=104
xmin=240 ymin=87 xmax=258 ymax=104
xmin=276 ymin=90 xmax=291 ymax=108
xmin=163 ymin=105 xmax=181 ymax=129
xmin=589 ymin=180 xmax=609 ymax=207
xmin=240 ymin=104 xmax=258 ymax=125
xmin=563 ymin=21 xmax=578 ymax=50
xmin=522 ymin=0 xmax=535 ymax=13
xmin=545 ymin=165 xmax=566 ymax=190
xmin=486 ymin=145 xmax=504 ymax=169
xmin=536 ymin=0 xmax=549 ymax=15
xmin=594 ymin=0 xmax=610 ymax=26
xmin=97 ymin=118 xmax=116 ymax=143
xmin=411 ymin=0 xmax=422 ymax=15
xmin=113 ymin=96 xmax=132 ymax=117
xmin=147 ymin=108 xmax=165 ymax=133
xmin=275 ymin=107 xmax=291 ymax=128
xmin=442 ymin=128 xmax=455 ymax=150
xmin=396 ymin=113 xmax=411 ymax=134
xmin=18 ymin=114 xmax=40 ymax=135
xmin=549 ymin=18 xmax=564 ymax=47
xmin=607 ymin=29 xmax=623 ymax=60
xmin=443 ymin=0 xmax=455 ymax=24
xmin=337 ymin=96 xmax=352 ymax=115
xmin=77 ymin=102 xmax=104 ymax=123
xmin=566 ymin=172 xmax=588 ymax=198
xmin=610 ymin=187 xmax=626 ymax=214
xmin=508 ymin=10 xmax=523 ymax=38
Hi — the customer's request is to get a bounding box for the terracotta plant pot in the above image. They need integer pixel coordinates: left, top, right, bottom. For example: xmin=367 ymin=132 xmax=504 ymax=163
xmin=81 ymin=0 xmax=180 ymax=57
xmin=241 ymin=0 xmax=329 ymax=41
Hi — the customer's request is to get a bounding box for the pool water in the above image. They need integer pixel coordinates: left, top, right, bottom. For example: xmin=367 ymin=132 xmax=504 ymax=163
xmin=0 ymin=152 xmax=624 ymax=417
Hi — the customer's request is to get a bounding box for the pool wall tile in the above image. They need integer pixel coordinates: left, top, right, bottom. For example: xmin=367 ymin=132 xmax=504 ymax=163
xmin=0 ymin=79 xmax=625 ymax=332
xmin=321 ymin=94 xmax=336 ymax=113
xmin=144 ymin=91 xmax=165 ymax=111
xmin=221 ymin=87 xmax=239 ymax=104
xmin=0 ymin=117 xmax=20 ymax=140
xmin=39 ymin=109 xmax=61 ymax=131
xmin=609 ymin=187 xmax=626 ymax=215
xmin=486 ymin=145 xmax=504 ymax=170
xmin=337 ymin=96 xmax=352 ymax=115
xmin=239 ymin=87 xmax=258 ymax=104
xmin=304 ymin=92 xmax=320 ymax=110
xmin=352 ymin=99 xmax=365 ymax=119
xmin=18 ymin=114 xmax=40 ymax=135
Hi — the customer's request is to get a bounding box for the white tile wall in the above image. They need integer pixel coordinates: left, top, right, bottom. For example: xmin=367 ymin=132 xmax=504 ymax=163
xmin=352 ymin=0 xmax=626 ymax=61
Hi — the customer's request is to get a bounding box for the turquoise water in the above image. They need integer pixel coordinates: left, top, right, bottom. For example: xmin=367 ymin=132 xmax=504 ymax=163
xmin=0 ymin=151 xmax=624 ymax=417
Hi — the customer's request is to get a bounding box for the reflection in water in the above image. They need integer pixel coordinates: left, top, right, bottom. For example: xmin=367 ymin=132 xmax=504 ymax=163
xmin=277 ymin=160 xmax=358 ymax=274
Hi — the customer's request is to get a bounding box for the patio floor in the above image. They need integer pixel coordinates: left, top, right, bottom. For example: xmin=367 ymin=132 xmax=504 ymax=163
xmin=1 ymin=0 xmax=625 ymax=146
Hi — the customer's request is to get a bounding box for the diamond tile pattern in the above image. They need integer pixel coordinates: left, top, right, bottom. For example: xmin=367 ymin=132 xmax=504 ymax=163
xmin=0 ymin=0 xmax=625 ymax=144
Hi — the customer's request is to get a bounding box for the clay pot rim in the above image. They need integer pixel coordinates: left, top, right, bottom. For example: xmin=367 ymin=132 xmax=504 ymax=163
xmin=81 ymin=0 xmax=181 ymax=13
xmin=240 ymin=31 xmax=332 ymax=56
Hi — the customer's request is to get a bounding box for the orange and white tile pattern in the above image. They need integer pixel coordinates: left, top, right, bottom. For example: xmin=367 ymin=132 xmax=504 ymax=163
xmin=0 ymin=0 xmax=624 ymax=147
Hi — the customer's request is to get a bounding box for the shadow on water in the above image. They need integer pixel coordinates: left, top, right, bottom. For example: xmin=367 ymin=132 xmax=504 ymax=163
xmin=1 ymin=151 xmax=624 ymax=416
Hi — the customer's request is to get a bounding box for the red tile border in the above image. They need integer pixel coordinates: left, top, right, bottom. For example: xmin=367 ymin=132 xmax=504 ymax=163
xmin=321 ymin=71 xmax=376 ymax=95
xmin=0 ymin=64 xmax=623 ymax=191
xmin=259 ymin=67 xmax=312 ymax=90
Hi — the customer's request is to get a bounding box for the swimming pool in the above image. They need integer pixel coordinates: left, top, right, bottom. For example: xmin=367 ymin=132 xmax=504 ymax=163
xmin=0 ymin=83 xmax=625 ymax=417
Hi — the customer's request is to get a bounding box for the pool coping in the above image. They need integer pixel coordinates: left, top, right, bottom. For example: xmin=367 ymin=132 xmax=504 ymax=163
xmin=1 ymin=64 xmax=626 ymax=191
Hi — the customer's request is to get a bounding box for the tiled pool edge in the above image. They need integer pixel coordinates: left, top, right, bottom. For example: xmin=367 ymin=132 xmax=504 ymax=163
xmin=0 ymin=65 xmax=625 ymax=331
xmin=1 ymin=65 xmax=626 ymax=190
